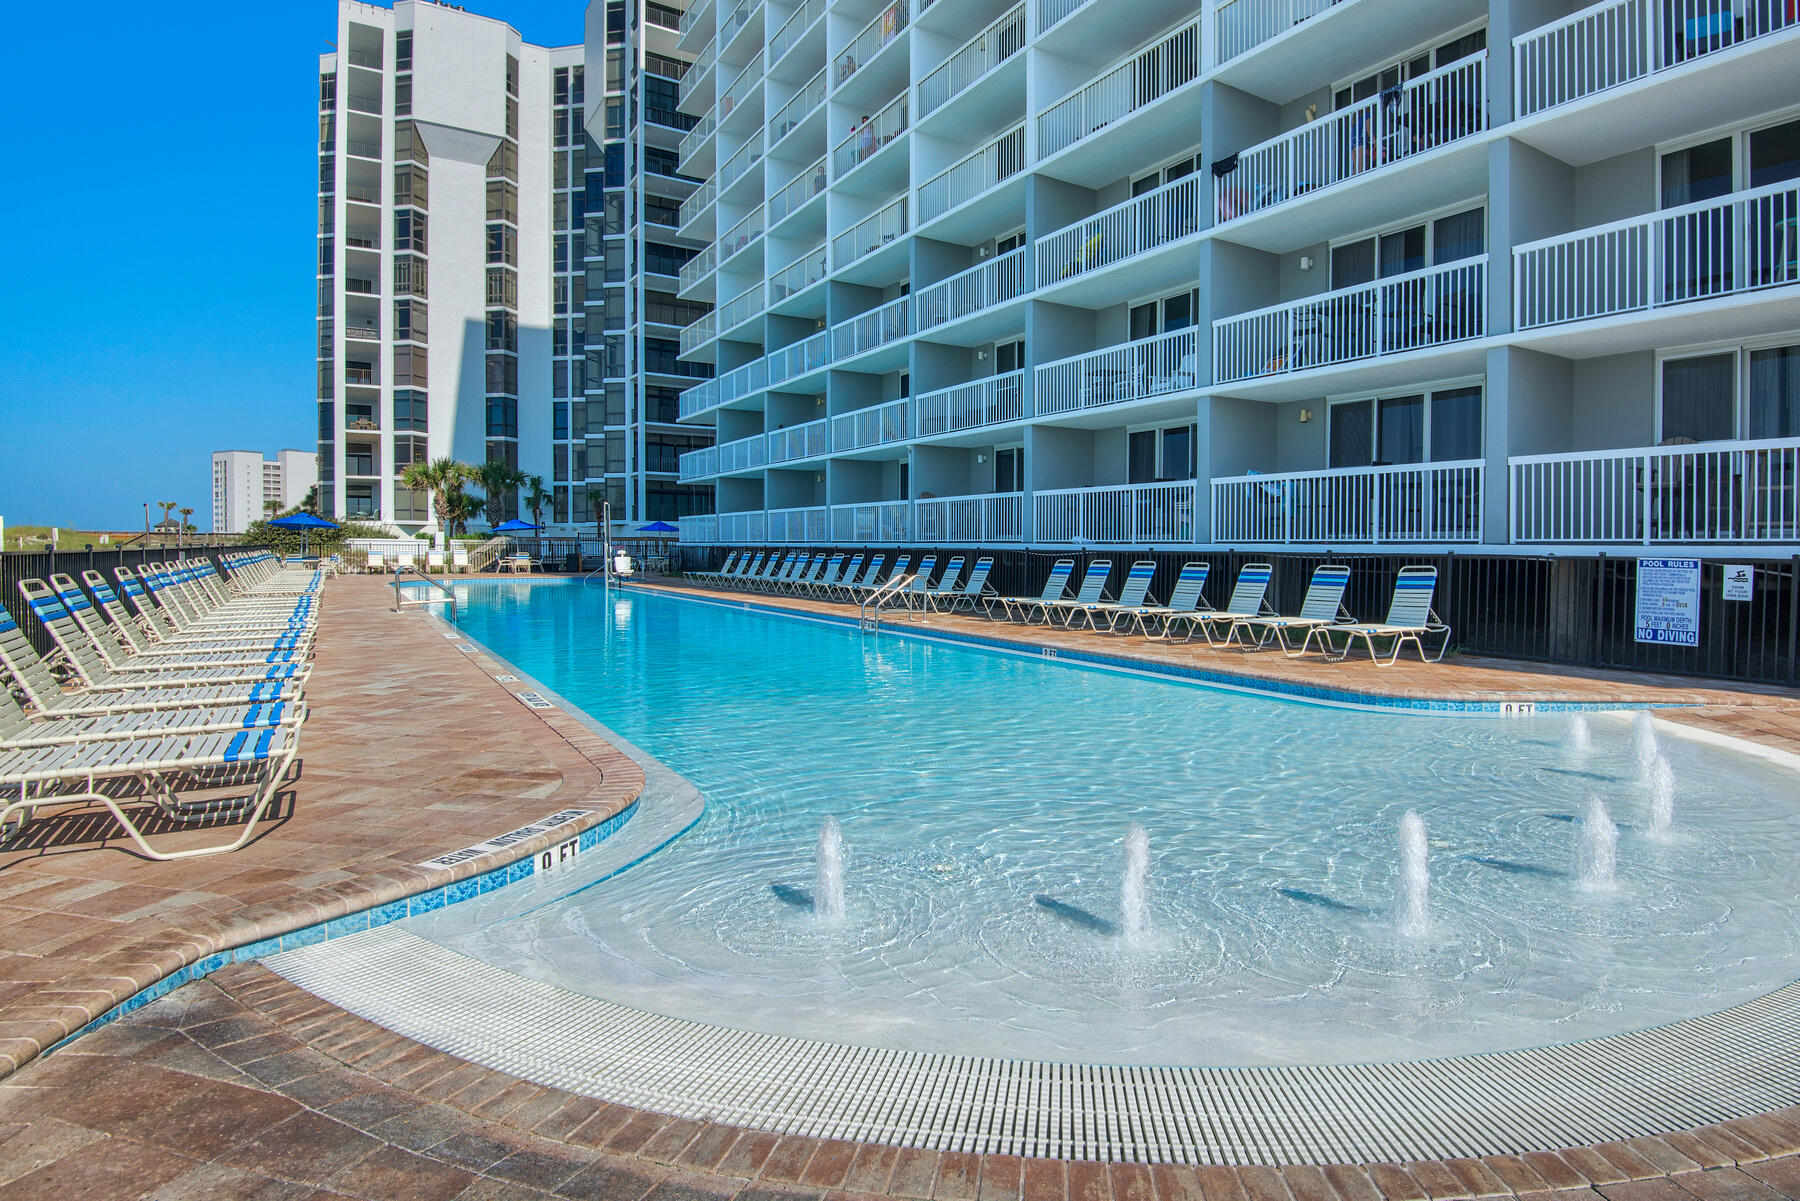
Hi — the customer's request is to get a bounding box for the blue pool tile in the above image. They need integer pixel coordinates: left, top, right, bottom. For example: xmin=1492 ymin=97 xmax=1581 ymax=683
xmin=446 ymin=877 xmax=481 ymax=904
xmin=325 ymin=912 xmax=369 ymax=939
xmin=408 ymin=888 xmax=447 ymax=916
xmin=196 ymin=953 xmax=228 ymax=977
xmin=280 ymin=924 xmax=327 ymax=952
xmin=234 ymin=936 xmax=284 ymax=963
xmin=367 ymin=900 xmax=409 ymax=928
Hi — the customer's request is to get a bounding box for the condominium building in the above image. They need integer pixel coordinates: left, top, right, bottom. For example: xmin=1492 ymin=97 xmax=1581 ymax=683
xmin=316 ymin=0 xmax=711 ymax=533
xmin=668 ymin=0 xmax=1800 ymax=555
xmin=211 ymin=449 xmax=318 ymax=534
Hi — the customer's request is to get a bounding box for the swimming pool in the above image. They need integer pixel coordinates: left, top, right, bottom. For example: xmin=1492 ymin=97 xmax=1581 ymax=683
xmin=407 ymin=580 xmax=1800 ymax=1068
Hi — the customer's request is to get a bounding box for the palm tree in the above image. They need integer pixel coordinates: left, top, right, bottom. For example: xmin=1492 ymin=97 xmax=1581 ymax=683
xmin=399 ymin=457 xmax=474 ymax=534
xmin=476 ymin=459 xmax=526 ymax=529
xmin=178 ymin=507 xmax=194 ymax=548
xmin=300 ymin=485 xmax=320 ymax=515
xmin=449 ymin=490 xmax=485 ymax=537
xmin=263 ymin=499 xmax=281 ymax=521
xmin=586 ymin=488 xmax=606 ymax=545
xmin=523 ymin=475 xmax=551 ymax=530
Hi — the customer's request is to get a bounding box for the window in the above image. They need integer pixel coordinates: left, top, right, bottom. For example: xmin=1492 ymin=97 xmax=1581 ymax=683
xmin=1131 ymin=151 xmax=1201 ymax=195
xmin=486 ymin=223 xmax=517 ymax=265
xmin=393 ymin=299 xmax=426 ymax=343
xmin=1660 ymin=353 xmax=1737 ymax=442
xmin=395 ymin=31 xmax=411 ymax=71
xmin=994 ymin=340 xmax=1025 ymax=374
xmin=394 ymin=389 xmax=427 ymax=431
xmin=486 ymin=180 xmax=517 ymax=223
xmin=1333 ymin=28 xmax=1485 ymax=109
xmin=486 ymin=310 xmax=517 ymax=352
xmin=1330 ymin=385 xmax=1483 ymax=465
xmin=1128 ymin=424 xmax=1197 ymax=482
xmin=486 ymin=397 xmax=519 ymax=438
xmin=395 ymin=75 xmax=411 ymax=116
xmin=487 ymin=141 xmax=517 ymax=183
xmin=1331 ymin=207 xmax=1484 ymax=285
xmin=1750 ymin=345 xmax=1800 ymax=438
xmin=505 ymin=54 xmax=519 ymax=97
xmin=393 ymin=346 xmax=427 ymax=388
xmin=994 ymin=448 xmax=1022 ymax=493
xmin=394 ymin=209 xmax=426 ymax=252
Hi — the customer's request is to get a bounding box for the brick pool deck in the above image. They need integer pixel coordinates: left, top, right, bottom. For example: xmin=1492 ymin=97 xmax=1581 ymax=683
xmin=1 ymin=572 xmax=1798 ymax=1199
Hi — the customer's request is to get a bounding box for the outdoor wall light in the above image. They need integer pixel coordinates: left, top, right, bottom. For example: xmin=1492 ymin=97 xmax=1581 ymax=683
xmin=1300 ymin=408 xmax=1313 ymax=423
xmin=1299 ymin=255 xmax=1315 ymax=271
xmin=977 ymin=453 xmax=989 ymax=464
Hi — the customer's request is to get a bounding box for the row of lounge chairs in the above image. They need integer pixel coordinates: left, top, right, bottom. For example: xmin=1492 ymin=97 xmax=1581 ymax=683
xmin=363 ymin=545 xmax=472 ymax=574
xmin=689 ymin=550 xmax=1450 ymax=664
xmin=0 ymin=551 xmax=319 ymax=859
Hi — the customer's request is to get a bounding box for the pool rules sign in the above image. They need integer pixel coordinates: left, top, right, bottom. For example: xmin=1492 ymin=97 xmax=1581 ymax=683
xmin=1635 ymin=558 xmax=1701 ymax=647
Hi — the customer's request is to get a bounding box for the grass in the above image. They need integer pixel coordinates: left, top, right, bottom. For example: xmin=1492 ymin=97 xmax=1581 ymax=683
xmin=0 ymin=524 xmax=175 ymax=552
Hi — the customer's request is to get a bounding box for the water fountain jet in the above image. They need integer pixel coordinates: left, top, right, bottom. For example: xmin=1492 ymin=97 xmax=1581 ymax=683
xmin=1633 ymin=712 xmax=1659 ymax=774
xmin=1121 ymin=823 xmax=1150 ymax=943
xmin=1577 ymin=798 xmax=1618 ymax=891
xmin=815 ymin=817 xmax=845 ymax=924
xmin=1567 ymin=715 xmax=1592 ymax=754
xmin=1397 ymin=811 xmax=1430 ymax=938
xmin=1647 ymin=756 xmax=1675 ymax=836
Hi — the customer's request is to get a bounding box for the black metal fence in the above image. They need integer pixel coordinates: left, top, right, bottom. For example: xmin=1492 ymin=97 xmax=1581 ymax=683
xmin=674 ymin=545 xmax=1800 ymax=686
xmin=0 ymin=544 xmax=236 ymax=658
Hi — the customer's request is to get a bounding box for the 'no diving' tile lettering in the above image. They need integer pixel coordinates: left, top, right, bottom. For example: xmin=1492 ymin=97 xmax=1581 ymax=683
xmin=417 ymin=808 xmax=594 ymax=869
xmin=514 ymin=691 xmax=556 ymax=710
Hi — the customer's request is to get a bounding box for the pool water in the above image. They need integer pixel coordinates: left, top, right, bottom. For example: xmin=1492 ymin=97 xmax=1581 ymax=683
xmin=410 ymin=581 xmax=1800 ymax=1067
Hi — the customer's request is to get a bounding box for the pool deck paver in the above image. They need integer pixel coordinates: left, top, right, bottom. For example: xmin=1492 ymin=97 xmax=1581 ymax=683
xmin=3 ymin=573 xmax=1800 ymax=1198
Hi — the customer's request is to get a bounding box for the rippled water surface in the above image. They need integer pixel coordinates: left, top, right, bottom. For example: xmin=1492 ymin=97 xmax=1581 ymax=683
xmin=410 ymin=582 xmax=1800 ymax=1066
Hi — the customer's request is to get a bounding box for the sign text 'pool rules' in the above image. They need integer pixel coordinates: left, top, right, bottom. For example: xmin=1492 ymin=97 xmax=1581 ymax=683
xmin=1634 ymin=557 xmax=1701 ymax=647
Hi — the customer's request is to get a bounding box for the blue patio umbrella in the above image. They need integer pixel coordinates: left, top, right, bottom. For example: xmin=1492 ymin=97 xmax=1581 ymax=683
xmin=267 ymin=511 xmax=338 ymax=557
xmin=492 ymin=519 xmax=541 ymax=532
xmin=637 ymin=521 xmax=679 ymax=536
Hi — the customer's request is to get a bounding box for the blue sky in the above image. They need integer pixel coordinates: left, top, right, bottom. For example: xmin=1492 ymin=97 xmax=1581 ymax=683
xmin=0 ymin=0 xmax=588 ymax=532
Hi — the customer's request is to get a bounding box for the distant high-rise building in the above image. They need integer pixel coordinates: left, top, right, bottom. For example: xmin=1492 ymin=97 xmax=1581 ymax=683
xmin=315 ymin=0 xmax=712 ymax=535
xmin=212 ymin=450 xmax=317 ymax=533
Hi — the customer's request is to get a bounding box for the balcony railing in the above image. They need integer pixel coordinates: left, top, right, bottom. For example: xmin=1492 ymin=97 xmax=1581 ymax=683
xmin=718 ymin=355 xmax=769 ymax=404
xmin=720 ymin=509 xmax=767 ymax=544
xmin=1214 ymin=0 xmax=1339 ymax=66
xmin=345 ymin=323 xmax=381 ymax=341
xmin=835 ymin=92 xmax=909 ymax=176
xmin=769 ymin=155 xmax=828 ymax=226
xmin=1037 ymin=173 xmax=1201 ymax=287
xmin=1514 ymin=180 xmax=1800 ymax=329
xmin=718 ymin=59 xmax=760 ymax=126
xmin=768 ymin=505 xmax=830 ymax=543
xmin=1036 ymin=328 xmax=1200 ymax=416
xmin=833 ymin=197 xmax=908 ymax=268
xmin=833 ymin=398 xmax=912 ymax=451
xmin=830 ymin=502 xmax=910 ymax=543
xmin=1514 ymin=0 xmax=1800 ymax=119
xmin=719 ymin=139 xmax=764 ymax=192
xmin=679 ymin=108 xmax=717 ymax=162
xmin=718 ymin=432 xmax=768 ymax=474
xmin=836 ymin=0 xmax=910 ymax=90
xmin=919 ymin=3 xmax=1026 ymax=117
xmin=679 ymin=445 xmax=720 ymax=480
xmin=769 ymin=245 xmax=828 ymax=305
xmin=1218 ymin=54 xmax=1487 ymax=225
xmin=678 ymin=241 xmax=718 ymax=294
xmin=770 ymin=69 xmax=827 ymax=147
xmin=1213 ymin=256 xmax=1488 ymax=384
xmin=678 ymin=0 xmax=713 ymax=42
xmin=914 ymin=246 xmax=1033 ymax=333
xmin=1037 ymin=18 xmax=1200 ymax=158
xmin=767 ymin=418 xmax=831 ymax=464
xmin=1037 ymin=0 xmax=1093 ymax=34
xmin=678 ymin=514 xmax=719 ymax=544
xmin=918 ymin=125 xmax=1025 ymax=223
xmin=720 ymin=0 xmax=755 ymax=47
xmin=832 ymin=295 xmax=911 ymax=361
xmin=720 ymin=204 xmax=765 ymax=264
xmin=1213 ymin=461 xmax=1485 ymax=544
xmin=1036 ymin=481 xmax=1196 ymax=544
xmin=715 ymin=282 xmax=762 ymax=335
xmin=345 ymin=138 xmax=382 ymax=160
xmin=679 ymin=179 xmax=716 ymax=230
xmin=915 ymin=371 xmax=1027 ymax=437
xmin=345 ymin=366 xmax=378 ymax=385
xmin=1510 ymin=438 xmax=1800 ymax=544
xmin=769 ymin=330 xmax=832 ymax=386
xmin=770 ymin=0 xmax=825 ymax=66
xmin=914 ymin=493 xmax=1022 ymax=543
xmin=679 ymin=379 xmax=719 ymax=419
xmin=679 ymin=310 xmax=718 ymax=357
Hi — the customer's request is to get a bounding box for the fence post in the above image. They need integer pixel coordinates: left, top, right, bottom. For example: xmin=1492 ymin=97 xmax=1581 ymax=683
xmin=1789 ymin=553 xmax=1798 ymax=686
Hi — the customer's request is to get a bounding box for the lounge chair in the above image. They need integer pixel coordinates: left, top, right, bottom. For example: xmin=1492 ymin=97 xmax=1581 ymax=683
xmin=753 ymin=552 xmax=796 ymax=591
xmin=1174 ymin=562 xmax=1275 ymax=645
xmin=1039 ymin=560 xmax=1115 ymax=628
xmin=772 ymin=553 xmax=813 ymax=594
xmin=427 ymin=549 xmax=446 ymax=573
xmin=39 ymin=577 xmax=307 ymax=674
xmin=832 ymin=555 xmax=882 ymax=601
xmin=694 ymin=551 xmax=742 ymax=583
xmin=912 ymin=556 xmax=965 ymax=611
xmin=819 ymin=553 xmax=864 ymax=598
xmin=1116 ymin=562 xmax=1210 ymax=638
xmin=393 ymin=547 xmax=418 ymax=574
xmin=799 ymin=554 xmax=846 ymax=598
xmin=452 ymin=544 xmax=470 ymax=573
xmin=1226 ymin=564 xmax=1353 ymax=653
xmin=847 ymin=555 xmax=909 ymax=601
xmin=892 ymin=555 xmax=939 ymax=609
xmin=993 ymin=559 xmax=1075 ymax=623
xmin=1301 ymin=566 xmax=1450 ymax=665
xmin=934 ymin=557 xmax=995 ymax=613
xmin=731 ymin=552 xmax=768 ymax=587
xmin=80 ymin=572 xmax=312 ymax=658
xmin=1069 ymin=560 xmax=1157 ymax=631
xmin=366 ymin=551 xmax=385 ymax=574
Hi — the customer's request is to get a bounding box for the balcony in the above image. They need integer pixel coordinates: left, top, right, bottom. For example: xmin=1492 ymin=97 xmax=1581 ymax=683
xmin=678 ymin=514 xmax=719 ymax=544
xmin=718 ymin=432 xmax=768 ymax=474
xmin=719 ymin=205 xmax=765 ymax=267
xmin=1213 ymin=257 xmax=1488 ymax=385
xmin=1217 ymin=54 xmax=1487 ymax=227
xmin=718 ymin=60 xmax=761 ymax=132
xmin=835 ymin=1 xmax=910 ymax=93
xmin=916 ymin=371 xmax=1027 ymax=438
xmin=1036 ymin=18 xmax=1200 ymax=159
xmin=680 ymin=379 xmax=720 ymax=420
xmin=1515 ymin=0 xmax=1800 ymax=120
xmin=914 ymin=493 xmax=1022 ymax=542
xmin=919 ymin=3 xmax=1026 ymax=117
xmin=715 ymin=283 xmax=763 ymax=338
xmin=679 ymin=311 xmax=717 ymax=359
xmin=833 ymin=398 xmax=912 ymax=452
xmin=345 ymin=365 xmax=378 ymax=386
xmin=1214 ymin=0 xmax=1338 ymax=65
xmin=1036 ymin=481 xmax=1196 ymax=544
xmin=1514 ymin=181 xmax=1800 ymax=336
xmin=919 ymin=125 xmax=1024 ymax=224
xmin=1036 ymin=328 xmax=1200 ymax=417
xmin=678 ymin=109 xmax=716 ymax=165
xmin=834 ymin=92 xmax=909 ymax=179
xmin=770 ymin=0 xmax=826 ymax=68
xmin=679 ymin=180 xmax=717 ymax=233
xmin=767 ymin=505 xmax=829 ymax=543
xmin=1213 ymin=461 xmax=1484 ymax=544
xmin=718 ymin=139 xmax=764 ymax=194
xmin=769 ymin=70 xmax=827 ymax=148
xmin=769 ymin=246 xmax=828 ymax=307
xmin=1036 ymin=173 xmax=1202 ymax=292
xmin=1510 ymin=438 xmax=1800 ymax=545
xmin=345 ymin=323 xmax=381 ymax=342
xmin=831 ymin=296 xmax=912 ymax=362
xmin=768 ymin=330 xmax=833 ymax=388
xmin=914 ymin=246 xmax=1032 ymax=335
xmin=678 ymin=242 xmax=718 ymax=296
xmin=767 ymin=418 xmax=831 ymax=464
xmin=769 ymin=157 xmax=828 ymax=228
xmin=833 ymin=197 xmax=908 ymax=271
xmin=679 ymin=445 xmax=720 ymax=480
xmin=719 ymin=355 xmax=770 ymax=405
xmin=830 ymin=502 xmax=911 ymax=543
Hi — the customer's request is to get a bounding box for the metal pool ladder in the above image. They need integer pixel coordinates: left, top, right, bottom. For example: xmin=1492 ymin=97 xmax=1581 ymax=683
xmin=393 ymin=563 xmax=459 ymax=624
xmin=858 ymin=574 xmax=914 ymax=632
